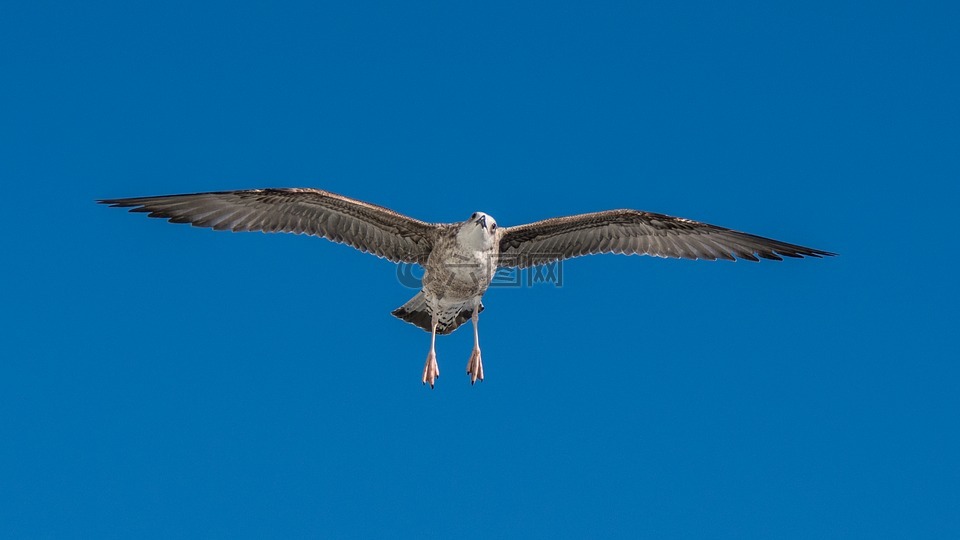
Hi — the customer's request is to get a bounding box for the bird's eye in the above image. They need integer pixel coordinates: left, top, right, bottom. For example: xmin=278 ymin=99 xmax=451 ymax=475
xmin=471 ymin=213 xmax=478 ymax=219
xmin=490 ymin=223 xmax=497 ymax=231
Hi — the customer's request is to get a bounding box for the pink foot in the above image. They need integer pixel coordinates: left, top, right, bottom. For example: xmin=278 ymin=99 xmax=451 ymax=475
xmin=422 ymin=351 xmax=439 ymax=389
xmin=466 ymin=348 xmax=484 ymax=385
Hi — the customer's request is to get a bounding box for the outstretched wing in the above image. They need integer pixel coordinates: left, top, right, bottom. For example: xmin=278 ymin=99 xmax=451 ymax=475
xmin=498 ymin=209 xmax=834 ymax=267
xmin=99 ymin=188 xmax=439 ymax=264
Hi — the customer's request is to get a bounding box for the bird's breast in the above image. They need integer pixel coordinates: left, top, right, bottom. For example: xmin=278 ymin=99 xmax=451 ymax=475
xmin=422 ymin=247 xmax=496 ymax=298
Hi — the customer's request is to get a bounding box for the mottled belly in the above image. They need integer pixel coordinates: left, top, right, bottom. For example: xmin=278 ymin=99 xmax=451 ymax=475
xmin=422 ymin=259 xmax=493 ymax=299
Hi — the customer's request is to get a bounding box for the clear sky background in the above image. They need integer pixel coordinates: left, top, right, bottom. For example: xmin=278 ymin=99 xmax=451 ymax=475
xmin=2 ymin=1 xmax=957 ymax=538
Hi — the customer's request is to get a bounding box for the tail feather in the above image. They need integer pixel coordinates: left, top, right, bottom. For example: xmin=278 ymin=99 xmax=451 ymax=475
xmin=391 ymin=292 xmax=483 ymax=335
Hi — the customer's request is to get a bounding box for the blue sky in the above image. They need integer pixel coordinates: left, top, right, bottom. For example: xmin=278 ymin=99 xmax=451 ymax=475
xmin=2 ymin=1 xmax=957 ymax=538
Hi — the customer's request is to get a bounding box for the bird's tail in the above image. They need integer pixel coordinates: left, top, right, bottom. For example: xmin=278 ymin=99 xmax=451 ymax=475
xmin=391 ymin=291 xmax=483 ymax=335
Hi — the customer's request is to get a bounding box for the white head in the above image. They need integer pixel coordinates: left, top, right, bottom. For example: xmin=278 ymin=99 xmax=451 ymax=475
xmin=457 ymin=211 xmax=498 ymax=250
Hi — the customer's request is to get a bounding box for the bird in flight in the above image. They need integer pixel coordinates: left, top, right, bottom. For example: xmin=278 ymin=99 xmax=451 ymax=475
xmin=99 ymin=188 xmax=834 ymax=387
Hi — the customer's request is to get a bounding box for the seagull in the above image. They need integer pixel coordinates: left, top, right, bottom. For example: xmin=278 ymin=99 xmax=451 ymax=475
xmin=99 ymin=188 xmax=834 ymax=387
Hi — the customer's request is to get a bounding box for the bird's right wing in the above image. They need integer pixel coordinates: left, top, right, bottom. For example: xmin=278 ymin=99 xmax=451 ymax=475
xmin=99 ymin=188 xmax=439 ymax=264
xmin=499 ymin=209 xmax=835 ymax=267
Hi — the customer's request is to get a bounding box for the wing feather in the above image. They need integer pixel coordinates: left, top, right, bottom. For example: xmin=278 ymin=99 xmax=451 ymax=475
xmin=499 ymin=209 xmax=834 ymax=267
xmin=99 ymin=188 xmax=438 ymax=263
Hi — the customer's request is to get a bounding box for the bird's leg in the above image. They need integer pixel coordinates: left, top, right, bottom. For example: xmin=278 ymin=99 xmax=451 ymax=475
xmin=466 ymin=310 xmax=484 ymax=384
xmin=422 ymin=315 xmax=440 ymax=388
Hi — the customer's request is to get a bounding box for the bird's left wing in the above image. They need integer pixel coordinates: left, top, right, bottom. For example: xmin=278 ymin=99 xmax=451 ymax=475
xmin=498 ymin=209 xmax=835 ymax=267
xmin=99 ymin=188 xmax=439 ymax=264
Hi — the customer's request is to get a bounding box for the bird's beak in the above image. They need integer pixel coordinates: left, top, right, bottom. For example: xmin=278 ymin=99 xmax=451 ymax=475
xmin=476 ymin=215 xmax=487 ymax=229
